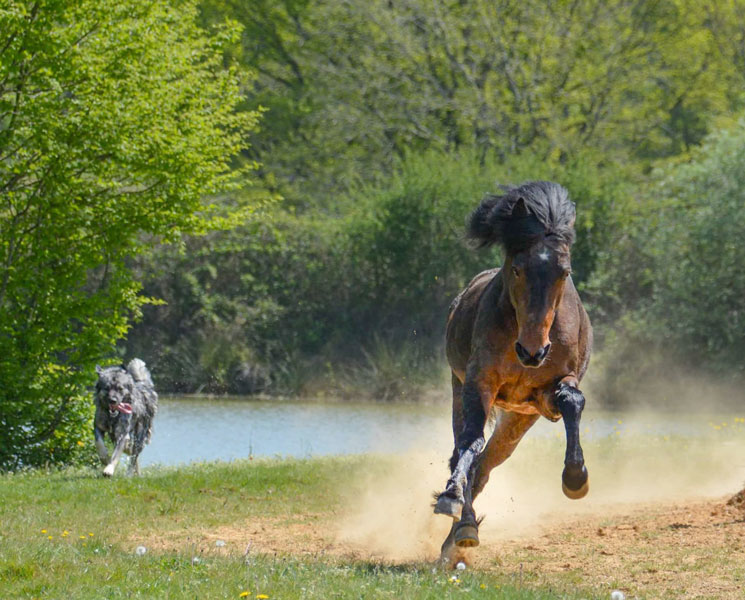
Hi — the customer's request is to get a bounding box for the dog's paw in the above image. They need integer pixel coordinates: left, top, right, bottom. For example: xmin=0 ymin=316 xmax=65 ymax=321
xmin=103 ymin=464 xmax=115 ymax=477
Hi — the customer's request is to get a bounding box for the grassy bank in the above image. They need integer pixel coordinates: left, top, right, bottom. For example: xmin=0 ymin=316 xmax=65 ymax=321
xmin=0 ymin=457 xmax=591 ymax=599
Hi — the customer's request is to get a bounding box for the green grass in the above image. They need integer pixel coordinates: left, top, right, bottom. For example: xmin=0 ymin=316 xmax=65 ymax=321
xmin=0 ymin=458 xmax=595 ymax=599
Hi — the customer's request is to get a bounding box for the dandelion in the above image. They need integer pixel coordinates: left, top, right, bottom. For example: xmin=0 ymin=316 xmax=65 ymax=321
xmin=77 ymin=441 xmax=85 ymax=447
xmin=41 ymin=529 xmax=47 ymax=534
xmin=215 ymin=540 xmax=226 ymax=548
xmin=88 ymin=533 xmax=94 ymax=537
xmin=135 ymin=546 xmax=147 ymax=556
xmin=79 ymin=536 xmax=86 ymax=540
xmin=256 ymin=595 xmax=269 ymax=599
xmin=47 ymin=536 xmax=53 ymax=540
xmin=239 ymin=593 xmax=250 ymax=599
xmin=62 ymin=530 xmax=69 ymax=537
xmin=480 ymin=583 xmax=486 ymax=589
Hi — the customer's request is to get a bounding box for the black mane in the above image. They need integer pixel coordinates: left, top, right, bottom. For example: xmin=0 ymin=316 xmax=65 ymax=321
xmin=467 ymin=181 xmax=576 ymax=254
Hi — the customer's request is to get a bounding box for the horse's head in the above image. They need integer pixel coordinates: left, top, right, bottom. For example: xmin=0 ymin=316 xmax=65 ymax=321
xmin=467 ymin=182 xmax=576 ymax=368
xmin=505 ymin=228 xmax=572 ymax=367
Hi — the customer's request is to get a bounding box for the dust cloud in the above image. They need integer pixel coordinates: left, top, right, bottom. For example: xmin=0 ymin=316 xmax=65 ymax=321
xmin=335 ymin=403 xmax=745 ymax=562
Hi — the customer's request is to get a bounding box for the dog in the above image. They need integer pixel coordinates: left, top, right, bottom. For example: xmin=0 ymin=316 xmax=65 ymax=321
xmin=94 ymin=359 xmax=158 ymax=477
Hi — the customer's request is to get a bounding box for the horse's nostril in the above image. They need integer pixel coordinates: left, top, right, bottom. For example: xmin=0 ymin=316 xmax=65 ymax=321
xmin=516 ymin=341 xmax=550 ymax=365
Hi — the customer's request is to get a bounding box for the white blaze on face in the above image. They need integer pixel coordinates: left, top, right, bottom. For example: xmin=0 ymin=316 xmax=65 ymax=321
xmin=538 ymin=247 xmax=550 ymax=262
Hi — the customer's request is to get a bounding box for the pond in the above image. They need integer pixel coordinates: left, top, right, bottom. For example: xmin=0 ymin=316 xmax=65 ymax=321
xmin=139 ymin=396 xmax=743 ymax=467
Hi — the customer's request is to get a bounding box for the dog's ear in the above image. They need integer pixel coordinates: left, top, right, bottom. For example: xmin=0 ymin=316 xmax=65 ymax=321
xmin=95 ymin=365 xmax=103 ymax=375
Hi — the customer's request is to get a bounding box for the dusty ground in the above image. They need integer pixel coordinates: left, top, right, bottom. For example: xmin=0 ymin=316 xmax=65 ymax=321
xmin=139 ymin=494 xmax=745 ymax=599
xmin=134 ymin=419 xmax=745 ymax=599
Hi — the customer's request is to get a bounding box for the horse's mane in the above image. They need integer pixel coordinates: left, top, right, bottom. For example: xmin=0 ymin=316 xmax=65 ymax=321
xmin=467 ymin=180 xmax=576 ymax=254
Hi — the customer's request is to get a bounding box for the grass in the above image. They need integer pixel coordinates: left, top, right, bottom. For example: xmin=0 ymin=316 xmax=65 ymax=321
xmin=0 ymin=457 xmax=595 ymax=599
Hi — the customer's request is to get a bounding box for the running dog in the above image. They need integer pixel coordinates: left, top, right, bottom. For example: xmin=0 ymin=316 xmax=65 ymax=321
xmin=94 ymin=359 xmax=158 ymax=477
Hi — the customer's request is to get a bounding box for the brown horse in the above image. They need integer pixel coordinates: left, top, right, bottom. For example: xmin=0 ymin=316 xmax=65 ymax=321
xmin=434 ymin=181 xmax=592 ymax=562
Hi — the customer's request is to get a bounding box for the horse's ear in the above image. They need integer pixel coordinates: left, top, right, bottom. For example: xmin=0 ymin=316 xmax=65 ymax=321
xmin=511 ymin=197 xmax=531 ymax=218
xmin=95 ymin=365 xmax=103 ymax=375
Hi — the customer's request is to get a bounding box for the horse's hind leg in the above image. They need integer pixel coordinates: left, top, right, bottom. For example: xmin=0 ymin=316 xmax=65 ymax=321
xmin=472 ymin=412 xmax=539 ymax=498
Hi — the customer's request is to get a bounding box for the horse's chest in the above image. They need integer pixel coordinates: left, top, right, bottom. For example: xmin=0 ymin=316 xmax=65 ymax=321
xmin=494 ymin=375 xmax=555 ymax=417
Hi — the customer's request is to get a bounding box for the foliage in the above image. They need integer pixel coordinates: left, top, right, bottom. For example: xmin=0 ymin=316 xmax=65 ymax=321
xmin=201 ymin=0 xmax=741 ymax=204
xmin=0 ymin=0 xmax=259 ymax=469
xmin=588 ymin=118 xmax=745 ymax=403
xmin=127 ymin=149 xmax=630 ymax=395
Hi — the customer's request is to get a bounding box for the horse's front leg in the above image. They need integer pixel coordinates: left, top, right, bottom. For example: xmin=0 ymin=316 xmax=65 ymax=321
xmin=435 ymin=369 xmax=494 ymax=540
xmin=555 ymin=376 xmax=589 ymax=499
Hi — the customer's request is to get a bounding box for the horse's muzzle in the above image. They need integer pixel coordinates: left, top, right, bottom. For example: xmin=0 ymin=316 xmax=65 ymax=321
xmin=515 ymin=342 xmax=551 ymax=367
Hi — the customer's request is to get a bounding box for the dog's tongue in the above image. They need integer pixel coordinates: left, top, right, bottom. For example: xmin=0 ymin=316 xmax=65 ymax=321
xmin=116 ymin=403 xmax=133 ymax=414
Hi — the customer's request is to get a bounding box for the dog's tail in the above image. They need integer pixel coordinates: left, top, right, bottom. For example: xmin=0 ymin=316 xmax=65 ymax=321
xmin=126 ymin=358 xmax=154 ymax=388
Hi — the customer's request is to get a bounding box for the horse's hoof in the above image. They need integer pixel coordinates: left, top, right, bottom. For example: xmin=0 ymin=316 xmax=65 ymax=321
xmin=562 ymin=465 xmax=589 ymax=499
xmin=434 ymin=494 xmax=463 ymax=520
xmin=454 ymin=522 xmax=479 ymax=548
xmin=563 ymin=479 xmax=589 ymax=499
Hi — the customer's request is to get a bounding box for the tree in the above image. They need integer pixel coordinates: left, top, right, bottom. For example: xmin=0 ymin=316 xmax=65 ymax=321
xmin=0 ymin=0 xmax=259 ymax=469
xmin=202 ymin=0 xmax=739 ymax=205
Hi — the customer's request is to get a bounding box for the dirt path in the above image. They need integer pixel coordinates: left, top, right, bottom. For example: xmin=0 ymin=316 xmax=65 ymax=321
xmin=140 ymin=495 xmax=745 ymax=599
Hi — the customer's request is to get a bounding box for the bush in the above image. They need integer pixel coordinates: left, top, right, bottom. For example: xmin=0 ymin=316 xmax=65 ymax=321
xmin=126 ymin=149 xmax=630 ymax=397
xmin=587 ymin=118 xmax=745 ymax=405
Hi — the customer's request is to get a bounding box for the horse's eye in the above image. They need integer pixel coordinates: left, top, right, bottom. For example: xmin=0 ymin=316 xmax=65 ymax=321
xmin=562 ymin=269 xmax=571 ymax=279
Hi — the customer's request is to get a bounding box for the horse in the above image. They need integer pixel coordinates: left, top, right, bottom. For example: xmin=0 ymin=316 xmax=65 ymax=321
xmin=433 ymin=180 xmax=592 ymax=563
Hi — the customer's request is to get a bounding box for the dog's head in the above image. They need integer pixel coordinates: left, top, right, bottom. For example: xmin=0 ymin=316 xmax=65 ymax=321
xmin=95 ymin=365 xmax=134 ymax=417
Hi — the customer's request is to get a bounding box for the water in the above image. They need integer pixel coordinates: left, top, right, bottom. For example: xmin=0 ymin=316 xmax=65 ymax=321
xmin=140 ymin=396 xmax=744 ymax=467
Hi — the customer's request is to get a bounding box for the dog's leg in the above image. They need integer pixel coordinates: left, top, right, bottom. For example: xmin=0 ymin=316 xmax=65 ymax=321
xmin=103 ymin=434 xmax=129 ymax=477
xmin=128 ymin=454 xmax=140 ymax=476
xmin=94 ymin=427 xmax=109 ymax=465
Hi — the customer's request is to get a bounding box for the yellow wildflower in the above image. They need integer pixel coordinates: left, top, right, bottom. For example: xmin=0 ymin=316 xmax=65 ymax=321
xmin=239 ymin=593 xmax=250 ymax=598
xmin=88 ymin=533 xmax=94 ymax=537
xmin=480 ymin=583 xmax=486 ymax=589
xmin=256 ymin=595 xmax=269 ymax=599
xmin=77 ymin=441 xmax=85 ymax=447
xmin=79 ymin=536 xmax=86 ymax=540
xmin=41 ymin=529 xmax=47 ymax=534
xmin=47 ymin=536 xmax=53 ymax=540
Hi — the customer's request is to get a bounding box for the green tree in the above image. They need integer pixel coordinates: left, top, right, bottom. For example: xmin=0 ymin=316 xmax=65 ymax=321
xmin=587 ymin=117 xmax=745 ymax=404
xmin=0 ymin=0 xmax=259 ymax=469
xmin=202 ymin=0 xmax=739 ymax=205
